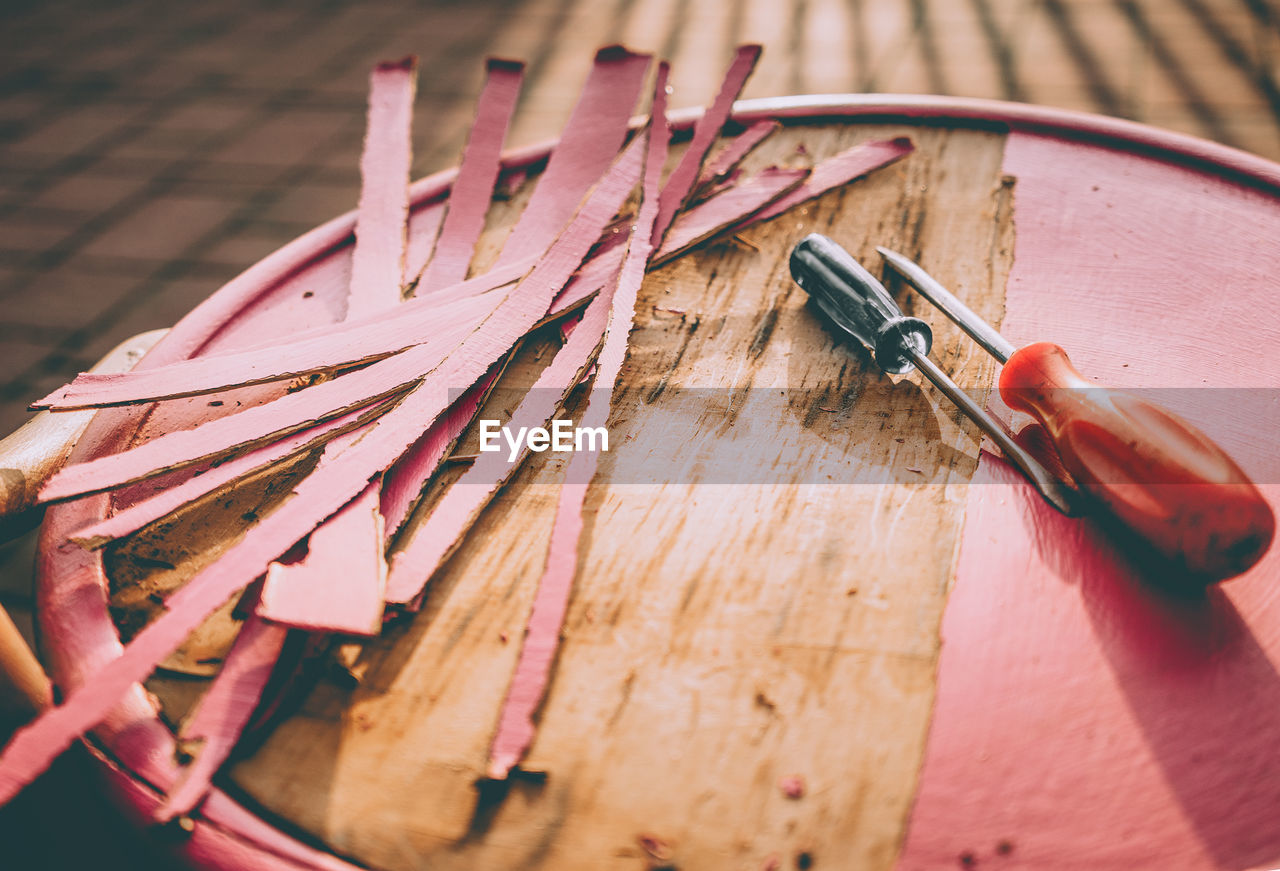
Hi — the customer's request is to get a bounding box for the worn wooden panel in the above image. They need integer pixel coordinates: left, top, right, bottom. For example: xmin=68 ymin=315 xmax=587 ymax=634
xmin=225 ymin=122 xmax=1014 ymax=870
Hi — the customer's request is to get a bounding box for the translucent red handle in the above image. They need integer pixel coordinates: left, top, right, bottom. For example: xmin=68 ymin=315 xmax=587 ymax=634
xmin=999 ymin=341 xmax=1274 ymax=581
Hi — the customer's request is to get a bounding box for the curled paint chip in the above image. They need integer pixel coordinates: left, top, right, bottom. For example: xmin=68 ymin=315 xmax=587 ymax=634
xmin=486 ymin=64 xmax=671 ymax=782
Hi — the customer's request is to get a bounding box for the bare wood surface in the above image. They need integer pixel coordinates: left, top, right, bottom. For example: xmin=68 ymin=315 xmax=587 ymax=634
xmin=209 ymin=121 xmax=1017 ymax=870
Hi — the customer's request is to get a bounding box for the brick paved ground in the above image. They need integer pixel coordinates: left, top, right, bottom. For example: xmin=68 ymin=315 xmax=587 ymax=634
xmin=0 ymin=0 xmax=1277 ymax=866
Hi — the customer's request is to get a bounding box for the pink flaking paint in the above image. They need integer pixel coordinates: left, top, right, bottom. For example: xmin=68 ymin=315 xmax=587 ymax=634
xmin=694 ymin=119 xmax=780 ymax=192
xmin=258 ymin=484 xmax=387 ymax=635
xmin=0 ymin=133 xmax=649 ymax=804
xmin=349 ymin=57 xmax=417 ymax=318
xmin=383 ymin=286 xmax=614 ymax=606
xmin=36 ymin=265 xmax=526 ymax=501
xmin=653 ymin=166 xmax=809 ymax=265
xmin=748 ymin=136 xmax=914 ymax=223
xmin=0 ymin=423 xmax=375 ymax=806
xmin=38 ymin=351 xmax=421 ymax=502
xmin=376 ymin=49 xmax=655 ymax=578
xmin=256 ymin=48 xmax=425 ymax=638
xmin=487 ymin=66 xmax=671 ymax=781
xmin=379 ymin=365 xmax=500 ymax=535
xmin=69 ymin=400 xmax=393 ymax=549
xmin=375 ymin=48 xmax=655 ymax=580
xmin=33 ymin=135 xmax=898 ymax=416
xmin=495 ymin=45 xmax=651 ymax=268
xmin=554 ymin=138 xmax=914 ymax=311
xmin=402 ymin=199 xmax=445 ymax=284
xmin=379 ymin=146 xmax=655 ymax=606
xmin=417 ymin=59 xmax=524 ymax=294
xmin=154 ymin=614 xmax=289 ymax=822
xmin=693 ymin=168 xmax=744 ymax=202
xmin=543 ymin=232 xmax=629 ymax=320
xmin=377 ymin=56 xmax=534 ymax=542
xmin=36 ymin=50 xmax=651 ymax=502
xmin=64 ymin=55 xmax=427 ymax=791
xmin=33 ymin=262 xmax=529 ymax=410
xmin=651 ymin=46 xmax=761 ymax=246
xmin=650 ymin=137 xmax=917 ymax=266
xmin=778 ymin=774 xmax=805 ymax=799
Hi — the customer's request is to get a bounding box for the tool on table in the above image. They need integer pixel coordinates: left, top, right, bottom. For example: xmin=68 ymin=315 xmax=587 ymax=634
xmin=789 ymin=233 xmax=1274 ymax=582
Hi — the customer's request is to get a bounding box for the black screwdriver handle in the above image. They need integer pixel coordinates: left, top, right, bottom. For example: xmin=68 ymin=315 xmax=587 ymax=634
xmin=789 ymin=234 xmax=933 ymax=374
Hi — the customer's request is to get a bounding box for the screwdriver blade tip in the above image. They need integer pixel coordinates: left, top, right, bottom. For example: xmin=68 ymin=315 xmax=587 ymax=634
xmin=876 ymin=246 xmax=910 ymax=266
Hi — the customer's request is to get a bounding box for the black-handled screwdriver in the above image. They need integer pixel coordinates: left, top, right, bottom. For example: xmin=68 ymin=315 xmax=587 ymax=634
xmin=789 ymin=233 xmax=1077 ymax=515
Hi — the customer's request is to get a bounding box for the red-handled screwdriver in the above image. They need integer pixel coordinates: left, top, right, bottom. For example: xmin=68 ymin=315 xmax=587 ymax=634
xmin=788 ymin=233 xmax=1274 ymax=583
xmin=875 ymin=244 xmax=1274 ymax=582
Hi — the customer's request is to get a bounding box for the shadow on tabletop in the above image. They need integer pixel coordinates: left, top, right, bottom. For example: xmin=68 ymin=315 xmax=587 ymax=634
xmin=1017 ymin=472 xmax=1280 ymax=871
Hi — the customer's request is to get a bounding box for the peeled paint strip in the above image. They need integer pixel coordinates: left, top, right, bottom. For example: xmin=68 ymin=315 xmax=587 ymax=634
xmin=38 ymin=50 xmax=648 ymax=499
xmin=371 ymin=133 xmax=647 ymax=602
xmin=69 ymin=400 xmax=394 ymax=549
xmin=555 ymin=138 xmax=915 ymax=310
xmin=256 ymin=47 xmax=424 ymax=637
xmin=748 ymin=135 xmax=915 ymax=223
xmin=42 ymin=112 xmax=866 ymax=417
xmin=0 ymin=133 xmax=647 ymax=805
xmin=40 ymin=349 xmax=425 ymax=502
xmin=43 ymin=81 xmax=647 ymax=505
xmin=403 ymin=200 xmax=445 ymax=282
xmin=417 ymin=59 xmax=524 ymax=294
xmin=686 ymin=170 xmax=745 ymax=208
xmin=374 ymin=139 xmax=648 ymax=600
xmin=487 ymin=68 xmax=670 ymax=781
xmin=373 ymin=48 xmax=650 ymax=550
xmin=349 ymin=56 xmax=418 ymax=318
xmin=544 ymin=233 xmax=628 ymax=322
xmin=651 ymin=136 xmax=916 ymax=266
xmin=383 ymin=288 xmax=613 ymax=605
xmin=379 ymin=366 xmax=499 ymax=535
xmin=33 ymin=264 xmax=527 ymax=410
xmin=39 ymin=259 xmax=534 ymax=501
xmin=0 ymin=425 xmax=376 ymax=805
xmin=155 ymin=615 xmax=289 ymax=822
xmin=653 ymin=166 xmax=809 ymax=265
xmin=693 ymin=119 xmax=780 ymax=192
xmin=375 ymin=58 xmax=527 ymax=538
xmin=40 ymin=125 xmax=915 ymax=513
xmin=652 ymin=45 xmax=760 ymax=245
xmin=495 ymin=45 xmax=650 ymax=267
xmin=258 ymin=484 xmax=387 ymax=635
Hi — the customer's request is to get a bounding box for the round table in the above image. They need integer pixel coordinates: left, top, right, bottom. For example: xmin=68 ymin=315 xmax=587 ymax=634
xmin=37 ymin=96 xmax=1280 ymax=871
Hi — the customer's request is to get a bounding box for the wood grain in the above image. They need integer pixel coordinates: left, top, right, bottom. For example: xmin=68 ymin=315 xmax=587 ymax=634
xmin=222 ymin=122 xmax=1015 ymax=870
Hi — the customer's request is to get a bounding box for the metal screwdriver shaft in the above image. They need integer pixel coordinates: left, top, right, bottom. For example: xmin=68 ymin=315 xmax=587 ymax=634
xmin=790 ymin=234 xmax=1078 ymax=515
xmin=877 ymin=246 xmax=1016 ymax=363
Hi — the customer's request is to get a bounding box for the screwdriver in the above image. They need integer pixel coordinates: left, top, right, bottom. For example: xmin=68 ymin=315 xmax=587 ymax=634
xmin=789 ymin=233 xmax=1274 ymax=582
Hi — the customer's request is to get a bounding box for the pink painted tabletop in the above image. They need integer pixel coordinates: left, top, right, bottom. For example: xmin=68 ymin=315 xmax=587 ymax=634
xmin=35 ymin=96 xmax=1280 ymax=870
